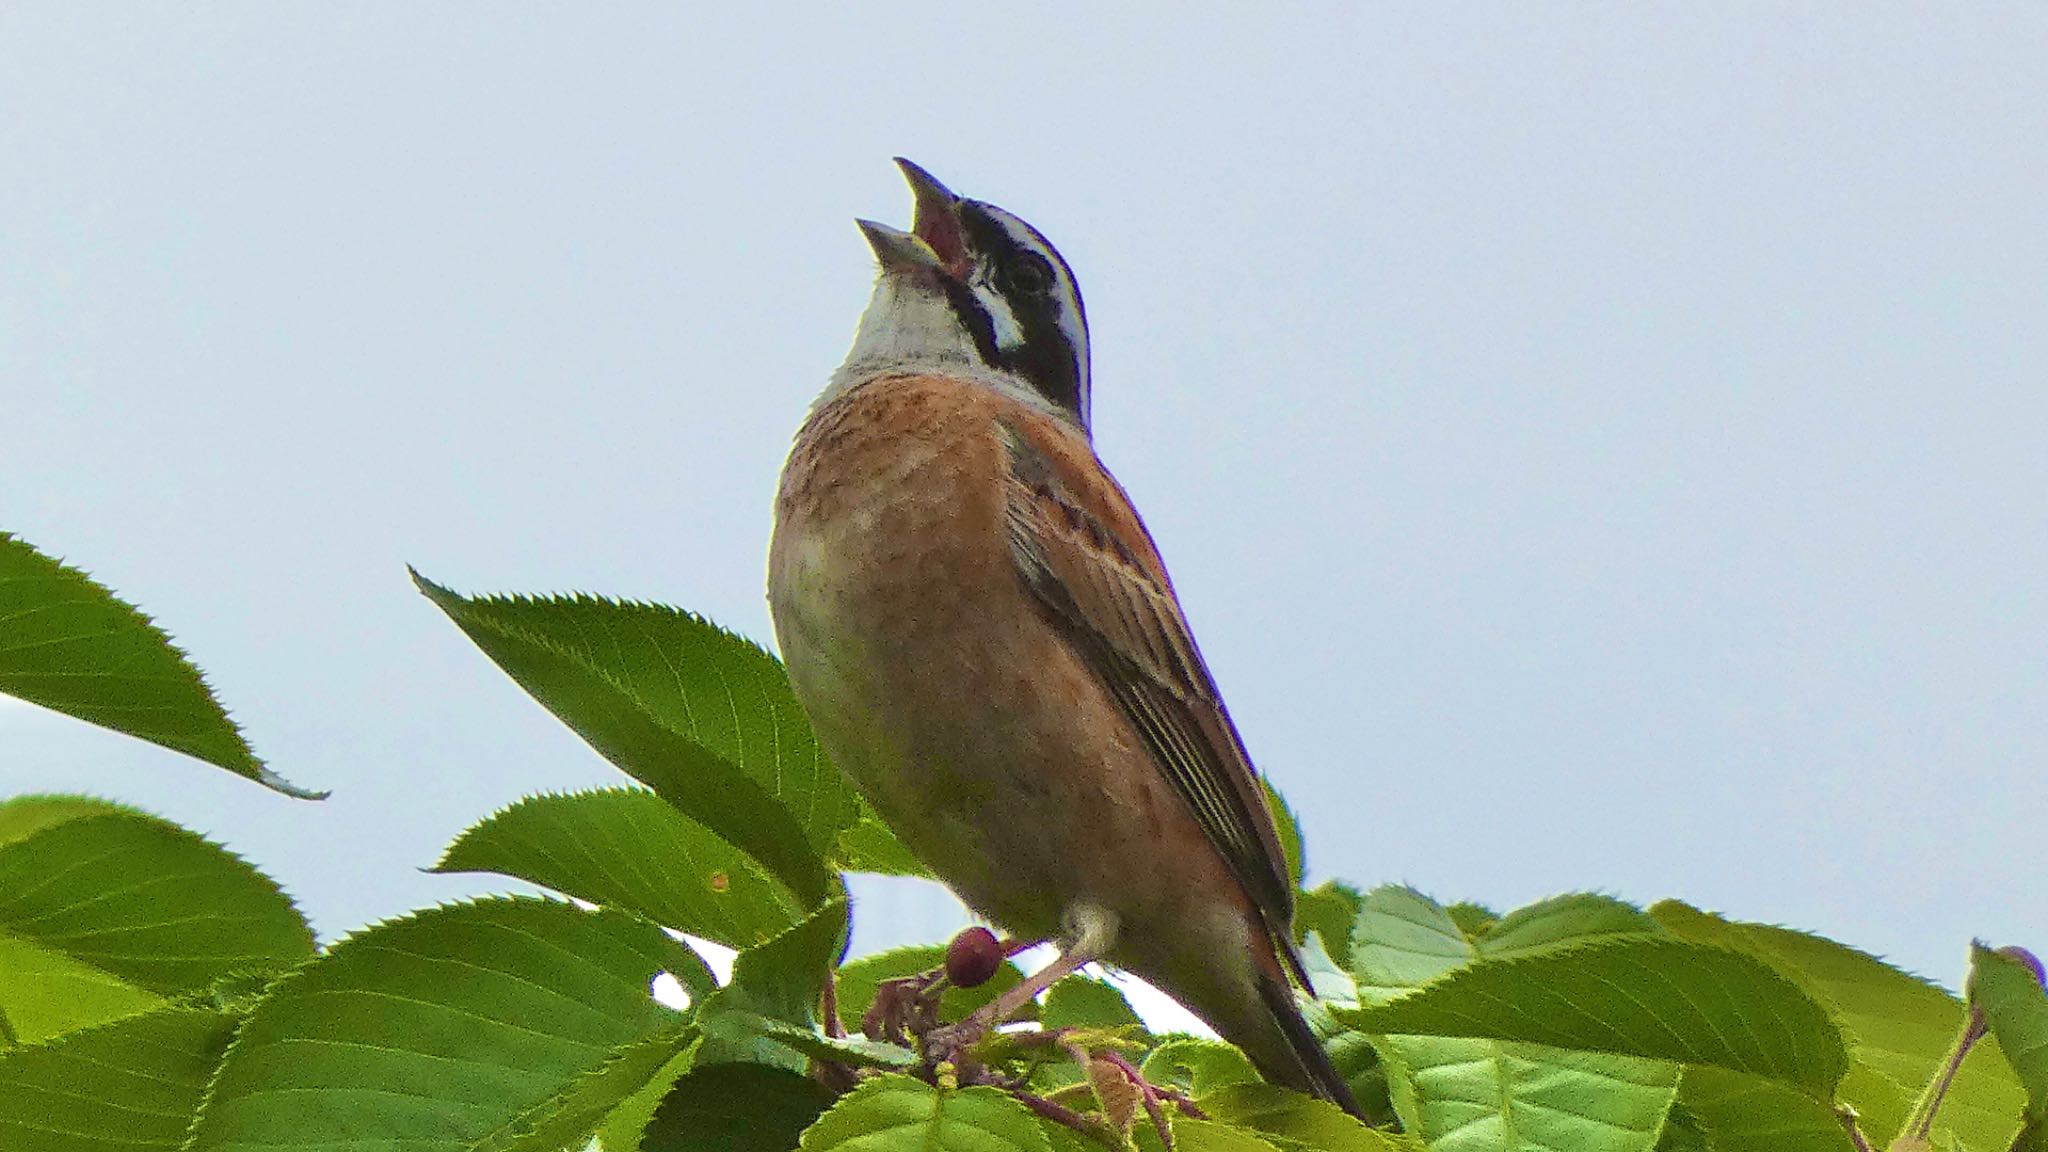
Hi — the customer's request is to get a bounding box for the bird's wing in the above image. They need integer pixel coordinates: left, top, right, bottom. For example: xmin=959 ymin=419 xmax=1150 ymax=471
xmin=995 ymin=418 xmax=1300 ymax=964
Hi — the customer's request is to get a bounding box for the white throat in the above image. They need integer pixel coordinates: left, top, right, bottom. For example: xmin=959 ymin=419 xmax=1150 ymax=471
xmin=819 ymin=273 xmax=1073 ymax=426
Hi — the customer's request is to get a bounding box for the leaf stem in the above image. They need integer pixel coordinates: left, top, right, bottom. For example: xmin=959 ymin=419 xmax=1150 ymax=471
xmin=1889 ymin=1009 xmax=1987 ymax=1146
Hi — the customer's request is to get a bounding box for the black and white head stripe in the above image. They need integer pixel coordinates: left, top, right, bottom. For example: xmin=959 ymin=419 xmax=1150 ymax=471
xmin=954 ymin=200 xmax=1092 ymax=430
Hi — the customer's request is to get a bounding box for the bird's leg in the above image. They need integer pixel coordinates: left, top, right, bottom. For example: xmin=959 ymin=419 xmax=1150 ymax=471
xmin=820 ymin=969 xmax=846 ymax=1039
xmin=863 ymin=928 xmax=1041 ymax=1046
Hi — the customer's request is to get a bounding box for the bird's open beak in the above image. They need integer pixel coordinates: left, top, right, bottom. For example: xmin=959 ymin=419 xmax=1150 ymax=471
xmin=856 ymin=219 xmax=946 ymax=273
xmin=894 ymin=158 xmax=970 ymax=275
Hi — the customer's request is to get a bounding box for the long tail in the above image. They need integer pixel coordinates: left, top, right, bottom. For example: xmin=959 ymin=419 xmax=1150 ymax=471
xmin=1254 ymin=966 xmax=1367 ymax=1120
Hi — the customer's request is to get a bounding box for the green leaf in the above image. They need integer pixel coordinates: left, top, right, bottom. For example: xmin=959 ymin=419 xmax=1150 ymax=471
xmin=597 ymin=1048 xmax=695 ymax=1152
xmin=0 ymin=1007 xmax=238 ymax=1152
xmin=1970 ymin=943 xmax=2048 ymax=1125
xmin=1349 ymin=888 xmax=1659 ymax=1000
xmin=1134 ymin=1117 xmax=1284 ymax=1151
xmin=1296 ymin=880 xmax=1363 ymax=972
xmin=834 ymin=944 xmax=1028 ymax=1030
xmin=798 ymin=1073 xmax=1054 ymax=1151
xmin=1474 ymin=892 xmax=1661 ymax=954
xmin=1197 ymin=1082 xmax=1408 ymax=1151
xmin=188 ymin=897 xmax=702 ymax=1152
xmin=474 ymin=1024 xmax=701 ymax=1152
xmin=0 ymin=533 xmax=318 ymax=797
xmin=413 ymin=578 xmax=837 ymax=905
xmin=1652 ymin=901 xmax=2024 ymax=1146
xmin=1346 ymin=890 xmax=1843 ymax=1100
xmin=1349 ymin=886 xmax=1482 ymax=1000
xmin=1300 ymin=930 xmax=1360 ymax=1003
xmin=1375 ymin=1035 xmax=1681 ymax=1152
xmin=1443 ymin=904 xmax=1500 ymax=943
xmin=1344 ymin=934 xmax=1847 ymax=1095
xmin=1344 ymin=888 xmax=1685 ymax=1150
xmin=0 ymin=795 xmax=313 ymax=1042
xmin=1673 ymin=1065 xmax=1854 ymax=1152
xmin=1036 ymin=1121 xmax=1106 ymax=1152
xmin=696 ymin=899 xmax=850 ymax=1070
xmin=640 ymin=1062 xmax=836 ymax=1152
xmin=1650 ymin=1101 xmax=1709 ymax=1152
xmin=0 ymin=934 xmax=165 ymax=1046
xmin=837 ymin=817 xmax=933 ymax=878
xmin=1264 ymin=780 xmax=1303 ymax=893
xmin=1042 ymin=975 xmax=1145 ymax=1033
xmin=413 ymin=576 xmax=911 ymax=900
xmin=436 ymin=788 xmax=804 ymax=949
xmin=1141 ymin=1037 xmax=1263 ymax=1096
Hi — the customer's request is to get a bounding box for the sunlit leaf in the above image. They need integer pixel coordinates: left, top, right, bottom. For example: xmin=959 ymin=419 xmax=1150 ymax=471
xmin=1133 ymin=1116 xmax=1285 ymax=1151
xmin=1376 ymin=1035 xmax=1681 ymax=1152
xmin=1143 ymin=1037 xmax=1262 ymax=1097
xmin=437 ymin=787 xmax=803 ymax=949
xmin=1347 ymin=887 xmax=1685 ymax=1152
xmin=0 ymin=795 xmax=312 ymax=1043
xmin=1043 ymin=975 xmax=1145 ymax=1033
xmin=1970 ymin=943 xmax=2048 ymax=1131
xmin=1348 ymin=935 xmax=1845 ymax=1094
xmin=0 ymin=534 xmax=318 ymax=796
xmin=188 ymin=897 xmax=702 ymax=1152
xmin=836 ymin=817 xmax=931 ymax=878
xmin=414 ymin=576 xmax=911 ymax=899
xmin=1653 ymin=901 xmax=2023 ymax=1147
xmin=596 ymin=1048 xmax=694 ymax=1152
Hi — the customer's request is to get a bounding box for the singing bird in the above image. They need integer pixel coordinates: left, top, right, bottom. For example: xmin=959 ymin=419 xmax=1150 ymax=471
xmin=767 ymin=160 xmax=1360 ymax=1116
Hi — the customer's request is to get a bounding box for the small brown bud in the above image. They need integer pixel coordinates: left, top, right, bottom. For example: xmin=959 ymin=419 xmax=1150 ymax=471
xmin=1088 ymin=1055 xmax=1142 ymax=1135
xmin=945 ymin=926 xmax=1003 ymax=988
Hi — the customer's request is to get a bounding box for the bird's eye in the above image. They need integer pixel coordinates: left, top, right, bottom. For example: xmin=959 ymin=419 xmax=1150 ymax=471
xmin=1005 ymin=252 xmax=1056 ymax=295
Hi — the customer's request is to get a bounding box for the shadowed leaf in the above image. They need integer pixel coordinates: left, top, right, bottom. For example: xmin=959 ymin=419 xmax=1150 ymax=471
xmin=696 ymin=899 xmax=850 ymax=1071
xmin=797 ymin=1073 xmax=1053 ymax=1151
xmin=0 ymin=1007 xmax=239 ymax=1152
xmin=1673 ymin=1065 xmax=1853 ymax=1152
xmin=641 ymin=1062 xmax=835 ymax=1152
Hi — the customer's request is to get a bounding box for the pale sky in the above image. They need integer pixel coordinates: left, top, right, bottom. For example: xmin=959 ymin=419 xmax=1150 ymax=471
xmin=3 ymin=5 xmax=2043 ymax=988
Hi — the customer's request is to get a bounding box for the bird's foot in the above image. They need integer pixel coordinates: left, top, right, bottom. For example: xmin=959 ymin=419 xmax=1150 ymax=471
xmin=919 ymin=1013 xmax=997 ymax=1074
xmin=862 ymin=969 xmax=947 ymax=1047
xmin=864 ymin=928 xmax=1034 ymax=1050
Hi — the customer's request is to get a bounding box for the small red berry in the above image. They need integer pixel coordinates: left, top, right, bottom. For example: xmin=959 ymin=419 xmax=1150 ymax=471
xmin=945 ymin=926 xmax=1004 ymax=988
